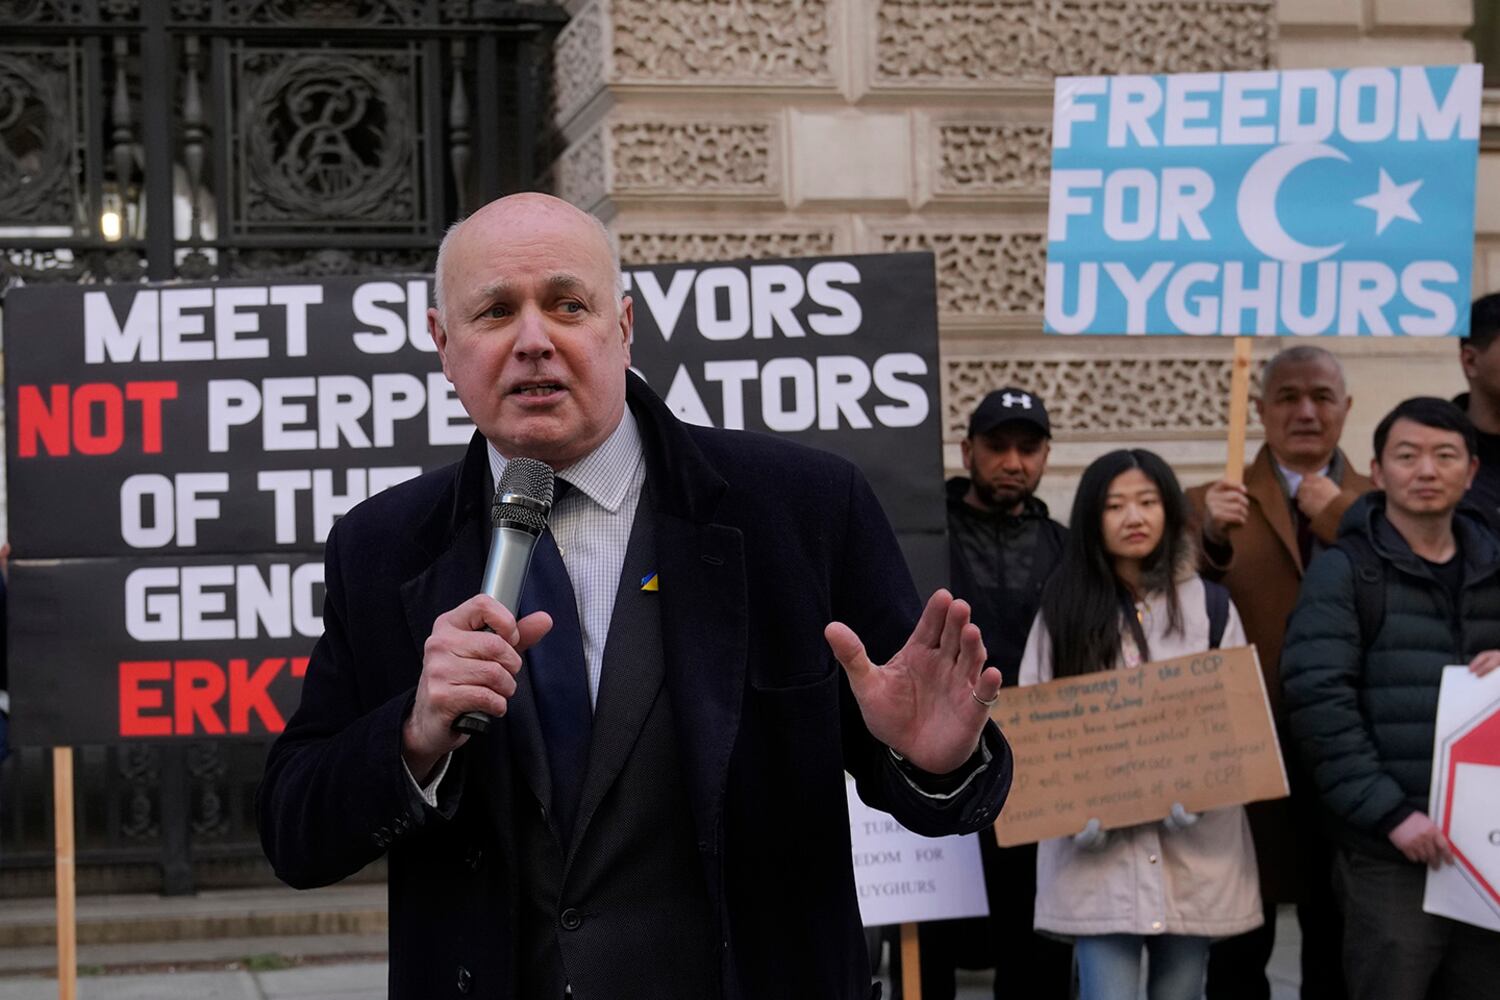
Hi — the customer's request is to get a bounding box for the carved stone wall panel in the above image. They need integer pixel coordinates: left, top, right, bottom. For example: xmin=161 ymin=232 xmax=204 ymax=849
xmin=878 ymin=230 xmax=1045 ymax=317
xmin=610 ymin=119 xmax=777 ymax=196
xmin=552 ymin=0 xmax=603 ymax=127
xmin=611 ymin=0 xmax=833 ymax=85
xmin=944 ymin=356 xmax=1262 ymax=439
xmin=875 ymin=0 xmax=1275 ymax=86
xmin=936 ymin=122 xmax=1051 ymax=194
xmin=553 ymin=0 xmax=606 ymax=126
xmin=554 ymin=124 xmax=607 ymax=209
xmin=617 ymin=228 xmax=837 ymax=265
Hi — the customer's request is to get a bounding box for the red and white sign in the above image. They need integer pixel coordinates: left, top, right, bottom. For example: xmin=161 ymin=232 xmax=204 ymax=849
xmin=1425 ymin=667 xmax=1500 ymax=931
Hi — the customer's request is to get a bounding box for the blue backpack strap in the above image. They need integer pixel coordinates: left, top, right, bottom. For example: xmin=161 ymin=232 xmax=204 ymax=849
xmin=1203 ymin=578 xmax=1230 ymax=650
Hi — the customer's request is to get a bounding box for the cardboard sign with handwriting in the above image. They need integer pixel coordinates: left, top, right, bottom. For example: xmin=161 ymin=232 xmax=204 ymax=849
xmin=992 ymin=645 xmax=1288 ymax=847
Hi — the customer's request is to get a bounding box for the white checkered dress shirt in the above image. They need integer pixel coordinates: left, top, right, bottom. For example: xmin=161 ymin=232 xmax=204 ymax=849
xmin=487 ymin=409 xmax=646 ymax=707
xmin=408 ymin=411 xmax=645 ymax=803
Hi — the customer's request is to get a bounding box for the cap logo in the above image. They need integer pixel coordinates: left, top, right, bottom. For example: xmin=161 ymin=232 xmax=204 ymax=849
xmin=1001 ymin=392 xmax=1033 ymax=410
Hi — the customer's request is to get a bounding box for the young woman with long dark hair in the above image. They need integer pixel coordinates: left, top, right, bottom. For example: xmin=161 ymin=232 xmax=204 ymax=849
xmin=1017 ymin=449 xmax=1263 ymax=1000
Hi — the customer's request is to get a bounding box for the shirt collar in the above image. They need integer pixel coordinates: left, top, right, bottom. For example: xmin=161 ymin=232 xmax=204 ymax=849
xmin=1275 ymin=461 xmax=1328 ymax=500
xmin=485 ymin=407 xmax=644 ymax=514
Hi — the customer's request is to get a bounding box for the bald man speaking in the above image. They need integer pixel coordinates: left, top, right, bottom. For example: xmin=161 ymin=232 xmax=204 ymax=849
xmin=257 ymin=194 xmax=1012 ymax=1000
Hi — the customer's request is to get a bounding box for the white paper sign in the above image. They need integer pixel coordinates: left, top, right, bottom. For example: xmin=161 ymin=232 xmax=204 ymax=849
xmin=845 ymin=777 xmax=990 ymax=927
xmin=1424 ymin=666 xmax=1500 ymax=931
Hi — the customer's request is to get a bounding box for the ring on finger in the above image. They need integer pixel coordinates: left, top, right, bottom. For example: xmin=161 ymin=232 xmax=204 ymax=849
xmin=970 ymin=688 xmax=999 ymax=709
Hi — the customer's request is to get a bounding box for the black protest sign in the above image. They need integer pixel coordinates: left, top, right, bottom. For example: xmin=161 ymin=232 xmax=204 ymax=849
xmin=10 ymin=556 xmax=320 ymax=741
xmin=7 ymin=279 xmax=466 ymax=558
xmin=623 ymin=252 xmax=946 ymax=590
xmin=4 ymin=277 xmax=468 ymax=744
xmin=4 ymin=255 xmax=945 ymax=746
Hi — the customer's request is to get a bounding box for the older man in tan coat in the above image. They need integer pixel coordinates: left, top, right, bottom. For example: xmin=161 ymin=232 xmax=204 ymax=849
xmin=1187 ymin=345 xmax=1370 ymax=1000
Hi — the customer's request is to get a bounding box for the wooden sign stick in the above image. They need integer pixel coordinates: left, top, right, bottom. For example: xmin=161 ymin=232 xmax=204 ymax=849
xmin=900 ymin=922 xmax=921 ymax=999
xmin=1225 ymin=337 xmax=1254 ymax=484
xmin=53 ymin=746 xmax=77 ymax=1000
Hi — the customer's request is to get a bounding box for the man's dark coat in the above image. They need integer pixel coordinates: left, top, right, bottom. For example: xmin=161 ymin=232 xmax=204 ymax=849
xmin=258 ymin=374 xmax=1012 ymax=999
xmin=1282 ymin=492 xmax=1500 ymax=861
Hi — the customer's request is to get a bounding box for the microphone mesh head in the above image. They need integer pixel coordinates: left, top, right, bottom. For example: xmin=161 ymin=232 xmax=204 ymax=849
xmin=493 ymin=457 xmax=554 ymax=533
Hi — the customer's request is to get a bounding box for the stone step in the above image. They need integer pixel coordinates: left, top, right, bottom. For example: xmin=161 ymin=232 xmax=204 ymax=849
xmin=0 ymin=884 xmax=387 ymax=951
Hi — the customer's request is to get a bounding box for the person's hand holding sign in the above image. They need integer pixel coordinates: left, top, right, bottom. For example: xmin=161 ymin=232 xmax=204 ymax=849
xmin=1467 ymin=650 xmax=1500 ymax=678
xmin=826 ymin=589 xmax=999 ymax=776
xmin=1202 ymin=480 xmax=1250 ymax=547
xmin=1388 ymin=812 xmax=1455 ymax=870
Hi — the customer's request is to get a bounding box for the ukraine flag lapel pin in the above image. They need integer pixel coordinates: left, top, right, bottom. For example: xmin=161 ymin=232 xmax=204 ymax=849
xmin=640 ymin=571 xmax=659 ymax=592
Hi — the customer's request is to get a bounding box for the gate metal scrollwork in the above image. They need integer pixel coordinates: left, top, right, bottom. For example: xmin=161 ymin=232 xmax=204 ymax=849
xmin=242 ymin=51 xmax=416 ymax=225
xmin=118 ymin=744 xmax=161 ymax=841
xmin=0 ymin=50 xmax=79 ymax=226
xmin=222 ymin=0 xmax=426 ymax=26
xmin=0 ymin=1 xmax=90 ymax=24
xmin=187 ymin=743 xmax=228 ymax=840
xmin=0 ymin=0 xmax=565 ymax=896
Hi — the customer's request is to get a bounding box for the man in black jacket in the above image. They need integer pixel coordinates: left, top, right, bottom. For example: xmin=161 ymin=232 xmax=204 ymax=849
xmin=258 ymin=193 xmax=1012 ymax=999
xmin=1455 ymin=292 xmax=1500 ymax=518
xmin=948 ymin=388 xmax=1067 ymax=693
xmin=914 ymin=387 xmax=1071 ymax=1000
xmin=1282 ymin=397 xmax=1500 ymax=1000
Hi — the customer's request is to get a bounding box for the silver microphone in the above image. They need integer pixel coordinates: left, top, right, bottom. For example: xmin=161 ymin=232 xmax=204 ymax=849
xmin=452 ymin=457 xmax=555 ymax=736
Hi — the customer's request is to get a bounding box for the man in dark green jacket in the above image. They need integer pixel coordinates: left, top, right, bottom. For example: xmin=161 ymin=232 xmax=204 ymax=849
xmin=1282 ymin=397 xmax=1500 ymax=1000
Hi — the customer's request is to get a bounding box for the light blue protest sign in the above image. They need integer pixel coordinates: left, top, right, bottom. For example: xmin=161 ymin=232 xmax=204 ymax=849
xmin=1044 ymin=65 xmax=1481 ymax=336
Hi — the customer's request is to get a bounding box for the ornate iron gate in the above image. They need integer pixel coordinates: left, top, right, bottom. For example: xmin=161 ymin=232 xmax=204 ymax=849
xmin=0 ymin=0 xmax=564 ymax=896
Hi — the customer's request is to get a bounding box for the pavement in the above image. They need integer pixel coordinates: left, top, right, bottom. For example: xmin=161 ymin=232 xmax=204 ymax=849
xmin=0 ymin=887 xmax=1305 ymax=999
xmin=0 ymin=962 xmax=384 ymax=1000
xmin=879 ymin=907 xmax=1302 ymax=999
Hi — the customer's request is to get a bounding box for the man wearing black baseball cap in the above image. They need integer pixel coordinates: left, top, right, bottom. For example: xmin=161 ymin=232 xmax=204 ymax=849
xmin=912 ymin=386 xmax=1072 ymax=999
xmin=962 ymin=387 xmax=1052 ymax=510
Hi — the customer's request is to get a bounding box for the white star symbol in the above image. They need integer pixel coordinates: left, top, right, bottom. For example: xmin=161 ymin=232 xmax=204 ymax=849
xmin=1353 ymin=168 xmax=1423 ymax=236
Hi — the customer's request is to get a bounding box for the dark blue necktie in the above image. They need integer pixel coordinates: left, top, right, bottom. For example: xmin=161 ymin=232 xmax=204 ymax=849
xmin=518 ymin=481 xmax=592 ymax=841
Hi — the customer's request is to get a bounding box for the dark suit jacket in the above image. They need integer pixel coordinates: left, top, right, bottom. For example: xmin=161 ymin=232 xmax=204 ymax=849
xmin=257 ymin=374 xmax=1012 ymax=999
xmin=1185 ymin=444 xmax=1370 ymax=902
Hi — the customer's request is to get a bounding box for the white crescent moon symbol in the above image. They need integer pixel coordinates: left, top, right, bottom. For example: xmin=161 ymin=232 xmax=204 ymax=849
xmin=1237 ymin=143 xmax=1349 ymax=263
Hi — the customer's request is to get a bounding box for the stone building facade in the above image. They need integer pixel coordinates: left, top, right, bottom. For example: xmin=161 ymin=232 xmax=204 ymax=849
xmin=548 ymin=0 xmax=1496 ymax=514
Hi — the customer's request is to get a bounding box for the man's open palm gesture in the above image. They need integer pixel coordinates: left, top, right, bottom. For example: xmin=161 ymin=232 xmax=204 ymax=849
xmin=826 ymin=589 xmax=1000 ymax=775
